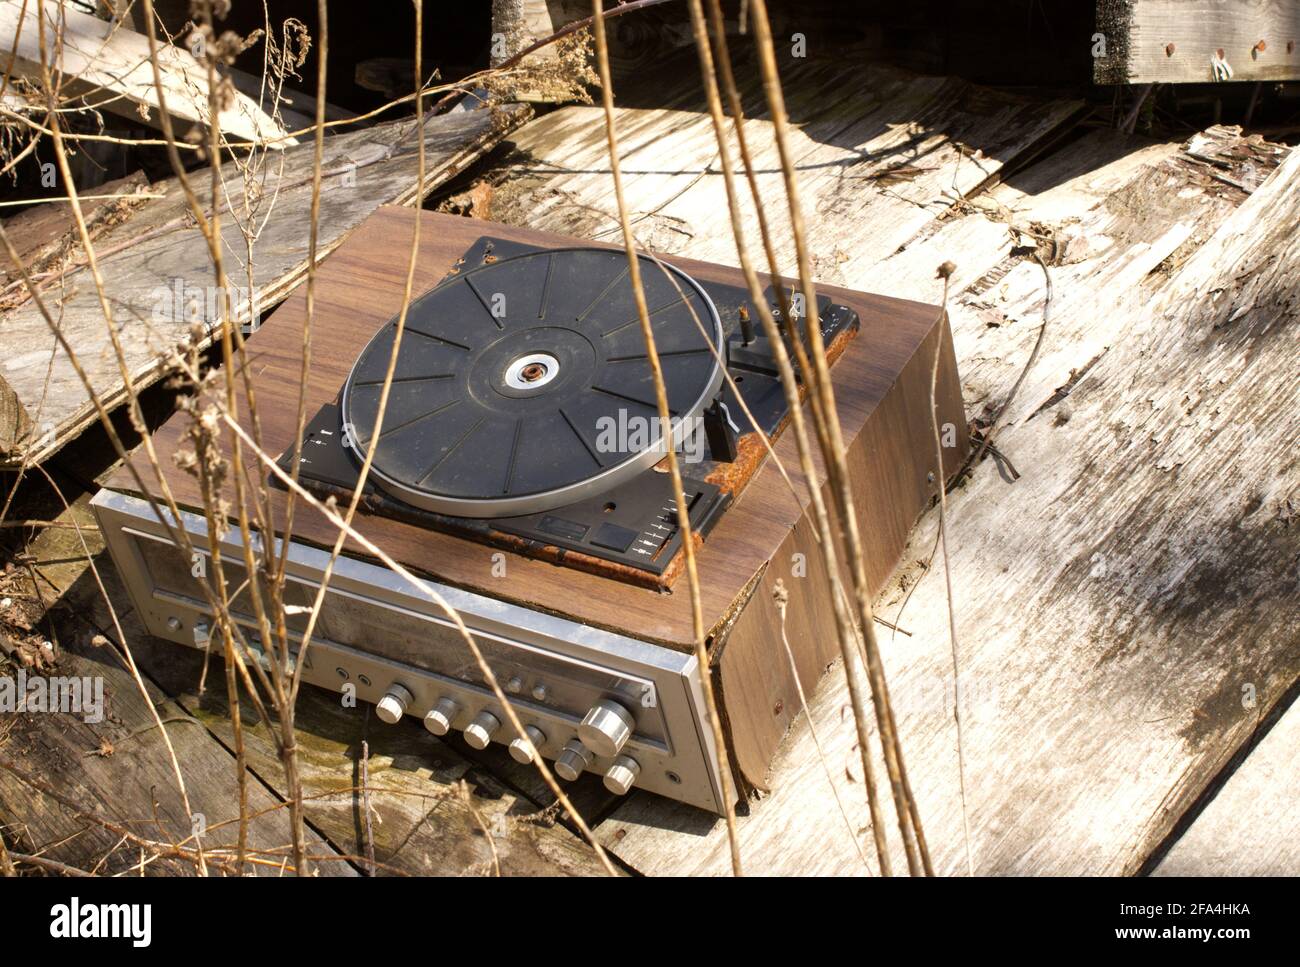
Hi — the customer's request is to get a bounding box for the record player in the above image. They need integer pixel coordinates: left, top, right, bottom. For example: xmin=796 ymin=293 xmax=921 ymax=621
xmin=93 ymin=209 xmax=967 ymax=815
xmin=277 ymin=235 xmax=861 ymax=589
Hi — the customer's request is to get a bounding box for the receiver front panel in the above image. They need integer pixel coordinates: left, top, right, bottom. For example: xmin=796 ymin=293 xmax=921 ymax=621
xmin=92 ymin=490 xmax=726 ymax=813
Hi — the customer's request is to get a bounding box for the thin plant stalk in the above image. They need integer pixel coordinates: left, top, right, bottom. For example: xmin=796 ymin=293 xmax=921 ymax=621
xmin=744 ymin=0 xmax=932 ymax=875
xmin=591 ymin=0 xmax=743 ymax=875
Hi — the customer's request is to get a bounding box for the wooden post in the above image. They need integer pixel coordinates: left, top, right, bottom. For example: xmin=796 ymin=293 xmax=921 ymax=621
xmin=1095 ymin=1 xmax=1300 ymax=84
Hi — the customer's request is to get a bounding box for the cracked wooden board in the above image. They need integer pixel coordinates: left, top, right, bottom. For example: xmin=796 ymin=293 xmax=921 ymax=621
xmin=483 ymin=53 xmax=1086 ymax=274
xmin=593 ymin=130 xmax=1298 ymax=875
xmin=0 ymin=171 xmax=151 ymax=292
xmin=0 ymin=104 xmax=530 ymax=470
xmin=1152 ymin=690 xmax=1300 ymax=876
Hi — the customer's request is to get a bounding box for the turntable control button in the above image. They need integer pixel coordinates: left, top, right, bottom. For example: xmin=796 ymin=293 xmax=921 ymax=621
xmin=375 ymin=683 xmax=414 ymax=725
xmin=578 ymin=699 xmax=635 ymax=757
xmin=592 ymin=522 xmax=639 ymax=553
xmin=463 ymin=710 xmax=501 ymax=749
xmin=538 ymin=516 xmax=589 ymax=542
xmin=509 ymin=725 xmax=547 ymax=764
xmin=423 ymin=696 xmax=459 ymax=736
xmin=555 ymin=739 xmax=593 ymax=781
xmin=603 ymin=755 xmax=641 ymax=796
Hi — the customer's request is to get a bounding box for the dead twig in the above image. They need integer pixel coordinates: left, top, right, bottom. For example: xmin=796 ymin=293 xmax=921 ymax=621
xmin=929 ymin=263 xmax=974 ymax=877
xmin=968 ymin=253 xmax=1052 ymax=473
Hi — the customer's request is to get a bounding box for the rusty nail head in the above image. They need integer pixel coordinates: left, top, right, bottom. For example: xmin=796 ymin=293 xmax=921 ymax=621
xmin=1165 ymin=42 xmax=1176 ymax=57
xmin=1255 ymin=39 xmax=1267 ymax=52
xmin=773 ymin=699 xmax=784 ymax=715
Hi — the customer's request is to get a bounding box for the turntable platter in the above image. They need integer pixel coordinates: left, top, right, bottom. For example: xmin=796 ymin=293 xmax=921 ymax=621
xmin=341 ymin=248 xmax=725 ymax=518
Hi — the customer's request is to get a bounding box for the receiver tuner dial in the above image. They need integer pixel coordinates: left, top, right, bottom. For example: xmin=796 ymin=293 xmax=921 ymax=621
xmin=578 ymin=699 xmax=635 ymax=758
xmin=509 ymin=725 xmax=547 ymax=764
xmin=463 ymin=710 xmax=501 ymax=749
xmin=603 ymin=755 xmax=641 ymax=796
xmin=555 ymin=739 xmax=593 ymax=781
xmin=423 ymin=696 xmax=459 ymax=736
xmin=375 ymin=684 xmax=414 ymax=724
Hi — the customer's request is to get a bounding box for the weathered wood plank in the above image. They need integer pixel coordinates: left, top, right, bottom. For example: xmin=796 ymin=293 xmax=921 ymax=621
xmin=0 ymin=171 xmax=150 ymax=292
xmin=487 ymin=57 xmax=1084 ymax=276
xmin=0 ymin=1 xmax=292 ymax=145
xmin=1095 ymin=0 xmax=1300 ymax=84
xmin=0 ymin=373 xmax=30 ymax=457
xmin=0 ymin=104 xmax=529 ymax=469
xmin=596 ymin=128 xmax=1299 ymax=875
xmin=1152 ymin=691 xmax=1300 ymax=876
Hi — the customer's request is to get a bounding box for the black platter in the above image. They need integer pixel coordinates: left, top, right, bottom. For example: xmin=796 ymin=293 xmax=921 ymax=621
xmin=277 ymin=237 xmax=859 ymax=579
xmin=342 ymin=246 xmax=725 ymax=518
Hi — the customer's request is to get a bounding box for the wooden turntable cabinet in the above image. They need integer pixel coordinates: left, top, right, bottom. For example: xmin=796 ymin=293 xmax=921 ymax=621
xmin=93 ymin=207 xmax=967 ymax=813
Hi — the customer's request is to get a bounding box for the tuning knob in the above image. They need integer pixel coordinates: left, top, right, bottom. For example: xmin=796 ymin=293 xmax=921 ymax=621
xmin=463 ymin=710 xmax=501 ymax=749
xmin=578 ymin=699 xmax=635 ymax=757
xmin=508 ymin=725 xmax=547 ymax=764
xmin=603 ymin=755 xmax=641 ymax=796
xmin=554 ymin=739 xmax=592 ymax=781
xmin=423 ymin=696 xmax=459 ymax=736
xmin=375 ymin=683 xmax=414 ymax=724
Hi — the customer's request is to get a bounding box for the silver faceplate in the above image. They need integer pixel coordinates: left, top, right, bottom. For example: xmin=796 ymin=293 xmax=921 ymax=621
xmin=91 ymin=489 xmax=727 ymax=813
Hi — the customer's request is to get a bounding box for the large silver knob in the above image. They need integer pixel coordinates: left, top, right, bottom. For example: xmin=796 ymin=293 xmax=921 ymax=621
xmin=603 ymin=755 xmax=641 ymax=796
xmin=578 ymin=699 xmax=635 ymax=757
xmin=463 ymin=710 xmax=501 ymax=749
xmin=375 ymin=683 xmax=414 ymax=724
xmin=423 ymin=696 xmax=459 ymax=736
xmin=508 ymin=725 xmax=547 ymax=764
xmin=554 ymin=739 xmax=592 ymax=781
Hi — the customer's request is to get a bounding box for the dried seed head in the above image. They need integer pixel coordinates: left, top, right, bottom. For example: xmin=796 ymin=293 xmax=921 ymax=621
xmin=772 ymin=578 xmax=789 ymax=609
